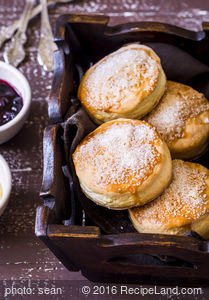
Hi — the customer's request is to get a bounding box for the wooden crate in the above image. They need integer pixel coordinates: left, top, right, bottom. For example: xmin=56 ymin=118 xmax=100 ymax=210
xmin=35 ymin=14 xmax=209 ymax=284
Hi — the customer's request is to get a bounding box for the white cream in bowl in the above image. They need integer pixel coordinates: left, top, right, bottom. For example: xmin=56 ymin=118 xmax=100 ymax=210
xmin=0 ymin=155 xmax=12 ymax=215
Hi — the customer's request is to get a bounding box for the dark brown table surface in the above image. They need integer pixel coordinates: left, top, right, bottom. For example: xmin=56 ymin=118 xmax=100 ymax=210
xmin=0 ymin=0 xmax=209 ymax=299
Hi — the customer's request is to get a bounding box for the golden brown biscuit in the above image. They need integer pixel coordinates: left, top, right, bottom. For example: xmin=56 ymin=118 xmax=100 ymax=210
xmin=145 ymin=81 xmax=209 ymax=160
xmin=129 ymin=160 xmax=209 ymax=236
xmin=73 ymin=119 xmax=172 ymax=209
xmin=78 ymin=44 xmax=166 ymax=124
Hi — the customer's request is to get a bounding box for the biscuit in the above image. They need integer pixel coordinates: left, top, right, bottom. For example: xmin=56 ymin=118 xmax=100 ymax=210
xmin=145 ymin=81 xmax=209 ymax=160
xmin=73 ymin=118 xmax=172 ymax=209
xmin=78 ymin=44 xmax=166 ymax=123
xmin=129 ymin=160 xmax=209 ymax=236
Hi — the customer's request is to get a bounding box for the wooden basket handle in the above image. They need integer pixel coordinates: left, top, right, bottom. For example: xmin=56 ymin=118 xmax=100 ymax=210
xmin=40 ymin=125 xmax=71 ymax=221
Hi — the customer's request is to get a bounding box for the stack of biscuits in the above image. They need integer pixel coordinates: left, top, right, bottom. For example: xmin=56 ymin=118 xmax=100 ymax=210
xmin=72 ymin=43 xmax=209 ymax=237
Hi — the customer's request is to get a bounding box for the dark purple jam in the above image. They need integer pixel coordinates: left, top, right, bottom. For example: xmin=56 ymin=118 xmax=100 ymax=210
xmin=0 ymin=79 xmax=23 ymax=126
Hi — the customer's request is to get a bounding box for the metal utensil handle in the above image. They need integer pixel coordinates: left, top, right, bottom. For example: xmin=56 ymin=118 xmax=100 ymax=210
xmin=19 ymin=0 xmax=35 ymax=33
xmin=38 ymin=0 xmax=58 ymax=71
xmin=41 ymin=0 xmax=53 ymax=32
xmin=3 ymin=0 xmax=35 ymax=66
xmin=0 ymin=0 xmax=54 ymax=49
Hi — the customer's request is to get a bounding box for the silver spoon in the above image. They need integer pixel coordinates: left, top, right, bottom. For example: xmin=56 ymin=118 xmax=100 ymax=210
xmin=37 ymin=0 xmax=58 ymax=72
xmin=0 ymin=0 xmax=74 ymax=50
xmin=3 ymin=0 xmax=35 ymax=67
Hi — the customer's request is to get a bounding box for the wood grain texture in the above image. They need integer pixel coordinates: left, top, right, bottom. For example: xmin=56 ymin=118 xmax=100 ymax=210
xmin=0 ymin=0 xmax=209 ymax=283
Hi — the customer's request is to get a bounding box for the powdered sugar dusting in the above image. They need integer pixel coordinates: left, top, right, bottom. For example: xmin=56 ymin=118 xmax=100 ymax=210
xmin=73 ymin=120 xmax=161 ymax=192
xmin=84 ymin=45 xmax=160 ymax=111
xmin=146 ymin=81 xmax=209 ymax=143
xmin=135 ymin=160 xmax=209 ymax=227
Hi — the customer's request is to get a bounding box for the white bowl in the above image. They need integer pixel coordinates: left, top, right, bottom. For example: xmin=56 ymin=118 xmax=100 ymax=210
xmin=0 ymin=155 xmax=12 ymax=215
xmin=0 ymin=61 xmax=31 ymax=144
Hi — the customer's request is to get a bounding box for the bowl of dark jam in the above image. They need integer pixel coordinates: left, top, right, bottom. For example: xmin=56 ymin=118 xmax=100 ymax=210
xmin=0 ymin=80 xmax=23 ymax=126
xmin=0 ymin=61 xmax=31 ymax=144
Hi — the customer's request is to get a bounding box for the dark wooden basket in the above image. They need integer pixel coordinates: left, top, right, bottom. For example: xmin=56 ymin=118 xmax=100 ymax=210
xmin=35 ymin=14 xmax=209 ymax=284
